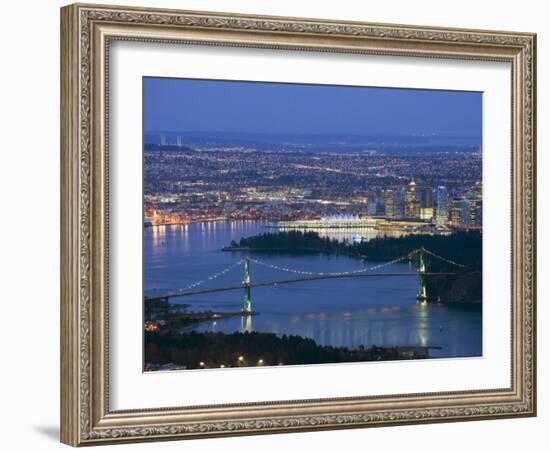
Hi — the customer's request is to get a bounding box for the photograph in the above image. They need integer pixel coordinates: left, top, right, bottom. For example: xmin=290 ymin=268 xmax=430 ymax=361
xmin=142 ymin=78 xmax=484 ymax=372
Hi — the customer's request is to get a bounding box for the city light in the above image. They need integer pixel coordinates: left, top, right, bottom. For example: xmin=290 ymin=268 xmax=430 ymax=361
xmin=144 ymin=146 xmax=482 ymax=232
xmin=142 ymin=80 xmax=483 ymax=374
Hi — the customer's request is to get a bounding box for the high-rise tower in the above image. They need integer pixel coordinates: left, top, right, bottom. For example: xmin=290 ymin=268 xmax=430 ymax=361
xmin=436 ymin=185 xmax=449 ymax=226
xmin=468 ymin=181 xmax=483 ymax=227
xmin=383 ymin=189 xmax=395 ymax=218
xmin=405 ymin=180 xmax=420 ymax=218
xmin=450 ymin=197 xmax=470 ymax=228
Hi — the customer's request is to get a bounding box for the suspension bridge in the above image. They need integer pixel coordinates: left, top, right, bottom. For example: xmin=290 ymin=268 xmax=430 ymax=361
xmin=145 ymin=247 xmax=468 ymax=311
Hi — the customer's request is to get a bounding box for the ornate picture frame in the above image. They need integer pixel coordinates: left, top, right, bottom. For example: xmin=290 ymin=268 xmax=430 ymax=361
xmin=60 ymin=3 xmax=536 ymax=446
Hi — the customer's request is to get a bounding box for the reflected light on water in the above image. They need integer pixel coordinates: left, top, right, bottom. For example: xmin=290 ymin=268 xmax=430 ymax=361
xmin=416 ymin=303 xmax=431 ymax=347
xmin=241 ymin=315 xmax=253 ymax=333
xmin=144 ymin=220 xmax=482 ymax=358
xmin=151 ymin=225 xmax=167 ymax=253
xmin=181 ymin=224 xmax=189 ymax=254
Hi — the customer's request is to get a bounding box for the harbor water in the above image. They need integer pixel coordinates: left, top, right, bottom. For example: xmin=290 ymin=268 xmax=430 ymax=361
xmin=144 ymin=220 xmax=482 ymax=358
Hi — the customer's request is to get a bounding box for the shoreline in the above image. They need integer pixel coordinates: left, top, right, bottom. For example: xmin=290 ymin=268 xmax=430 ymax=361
xmin=144 ymin=217 xmax=229 ymax=227
xmin=144 ymin=330 xmax=442 ymax=371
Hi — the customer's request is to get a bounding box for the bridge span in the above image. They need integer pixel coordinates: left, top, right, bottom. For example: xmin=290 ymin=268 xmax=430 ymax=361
xmin=145 ymin=247 xmax=468 ymax=309
xmin=145 ymin=271 xmax=456 ymax=301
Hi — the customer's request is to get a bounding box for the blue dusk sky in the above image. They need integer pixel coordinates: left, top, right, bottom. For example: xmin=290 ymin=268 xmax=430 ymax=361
xmin=143 ymin=77 xmax=482 ymax=137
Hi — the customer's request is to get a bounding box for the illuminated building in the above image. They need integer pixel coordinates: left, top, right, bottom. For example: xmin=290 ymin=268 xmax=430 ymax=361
xmin=278 ymin=215 xmax=377 ymax=229
xmin=436 ymin=185 xmax=448 ymax=226
xmin=420 ymin=207 xmax=434 ymax=220
xmin=405 ymin=179 xmax=421 ymax=218
xmin=383 ymin=189 xmax=395 ymax=218
xmin=450 ymin=197 xmax=470 ymax=228
xmin=144 ymin=322 xmax=159 ymax=332
xmin=468 ymin=181 xmax=483 ymax=227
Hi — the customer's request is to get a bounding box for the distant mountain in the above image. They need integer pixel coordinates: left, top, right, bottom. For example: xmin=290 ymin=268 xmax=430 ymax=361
xmin=144 ymin=130 xmax=482 ymax=155
xmin=144 ymin=143 xmax=194 ymax=152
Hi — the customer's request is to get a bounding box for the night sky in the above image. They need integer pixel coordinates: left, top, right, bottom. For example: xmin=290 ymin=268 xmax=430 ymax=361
xmin=143 ymin=77 xmax=482 ymax=137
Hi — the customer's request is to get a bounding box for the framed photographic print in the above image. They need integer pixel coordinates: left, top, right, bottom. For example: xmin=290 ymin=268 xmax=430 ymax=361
xmin=60 ymin=3 xmax=537 ymax=446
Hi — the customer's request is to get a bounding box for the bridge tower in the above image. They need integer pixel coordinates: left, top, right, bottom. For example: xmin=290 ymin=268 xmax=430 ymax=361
xmin=242 ymin=258 xmax=252 ymax=312
xmin=417 ymin=248 xmax=428 ymax=303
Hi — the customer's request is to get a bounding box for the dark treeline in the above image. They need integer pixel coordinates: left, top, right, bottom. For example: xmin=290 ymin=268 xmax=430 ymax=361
xmin=232 ymin=231 xmax=345 ymax=254
xmin=357 ymin=231 xmax=482 ymax=269
xmin=144 ymin=331 xmax=429 ymax=370
xmin=234 ymin=230 xmax=481 ymax=269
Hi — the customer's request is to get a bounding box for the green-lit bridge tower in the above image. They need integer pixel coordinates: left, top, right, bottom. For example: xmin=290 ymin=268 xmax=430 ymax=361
xmin=417 ymin=248 xmax=428 ymax=303
xmin=242 ymin=257 xmax=252 ymax=313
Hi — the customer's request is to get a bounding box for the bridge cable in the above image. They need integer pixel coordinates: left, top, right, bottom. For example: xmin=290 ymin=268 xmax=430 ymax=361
xmin=176 ymin=259 xmax=244 ymax=292
xmin=168 ymin=247 xmax=465 ymax=296
xmin=247 ymin=250 xmax=420 ymax=277
xmin=421 ymin=248 xmax=468 ymax=269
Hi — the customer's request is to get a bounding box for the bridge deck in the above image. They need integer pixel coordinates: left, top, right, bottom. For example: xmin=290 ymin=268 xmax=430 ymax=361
xmin=145 ymin=271 xmax=456 ymax=301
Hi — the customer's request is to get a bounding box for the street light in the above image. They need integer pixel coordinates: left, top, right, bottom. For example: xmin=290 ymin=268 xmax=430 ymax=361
xmin=258 ymin=359 xmax=264 ymax=365
xmin=199 ymin=361 xmax=205 ymax=368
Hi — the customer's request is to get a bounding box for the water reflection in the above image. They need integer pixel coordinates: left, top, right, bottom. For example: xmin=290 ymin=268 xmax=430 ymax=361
xmin=416 ymin=302 xmax=431 ymax=347
xmin=241 ymin=315 xmax=253 ymax=333
xmin=144 ymin=220 xmax=482 ymax=358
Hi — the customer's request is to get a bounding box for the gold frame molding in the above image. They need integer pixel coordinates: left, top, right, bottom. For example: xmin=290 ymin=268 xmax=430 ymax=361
xmin=60 ymin=3 xmax=536 ymax=446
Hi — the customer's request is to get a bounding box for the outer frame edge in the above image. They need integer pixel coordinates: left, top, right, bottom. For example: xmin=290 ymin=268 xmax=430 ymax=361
xmin=60 ymin=3 xmax=81 ymax=447
xmin=61 ymin=2 xmax=536 ymax=445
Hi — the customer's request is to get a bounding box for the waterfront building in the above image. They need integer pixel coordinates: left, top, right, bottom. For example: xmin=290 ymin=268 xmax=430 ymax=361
xmin=405 ymin=179 xmax=421 ymax=218
xmin=420 ymin=207 xmax=434 ymax=220
xmin=278 ymin=215 xmax=378 ymax=229
xmin=383 ymin=189 xmax=395 ymax=218
xmin=321 ymin=214 xmax=361 ymax=221
xmin=436 ymin=185 xmax=449 ymax=226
